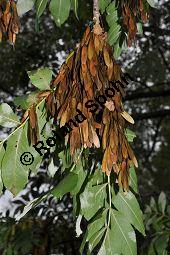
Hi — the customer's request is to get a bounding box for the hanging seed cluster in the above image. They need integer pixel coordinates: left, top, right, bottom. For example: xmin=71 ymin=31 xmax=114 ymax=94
xmin=0 ymin=0 xmax=19 ymax=44
xmin=122 ymin=0 xmax=149 ymax=46
xmin=42 ymin=25 xmax=137 ymax=190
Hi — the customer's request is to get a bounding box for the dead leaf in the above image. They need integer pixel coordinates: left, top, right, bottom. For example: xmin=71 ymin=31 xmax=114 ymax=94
xmin=121 ymin=111 xmax=135 ymax=124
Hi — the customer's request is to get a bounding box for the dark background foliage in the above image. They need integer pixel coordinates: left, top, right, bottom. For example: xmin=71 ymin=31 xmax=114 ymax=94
xmin=0 ymin=0 xmax=170 ymax=254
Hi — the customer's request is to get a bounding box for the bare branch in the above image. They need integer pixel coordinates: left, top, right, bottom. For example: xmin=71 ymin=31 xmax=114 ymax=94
xmin=134 ymin=109 xmax=170 ymax=120
xmin=125 ymin=88 xmax=170 ymax=101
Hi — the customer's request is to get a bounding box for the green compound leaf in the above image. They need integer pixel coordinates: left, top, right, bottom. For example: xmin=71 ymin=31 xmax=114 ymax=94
xmin=35 ymin=0 xmax=48 ymax=18
xmin=27 ymin=68 xmax=52 ymax=90
xmin=17 ymin=0 xmax=34 ymax=16
xmin=113 ymin=190 xmax=145 ymax=235
xmin=97 ymin=210 xmax=137 ymax=255
xmin=49 ymin=0 xmax=71 ymax=27
xmin=0 ymin=103 xmax=20 ymax=128
xmin=52 ymin=172 xmax=78 ymax=199
xmin=99 ymin=0 xmax=111 ymax=14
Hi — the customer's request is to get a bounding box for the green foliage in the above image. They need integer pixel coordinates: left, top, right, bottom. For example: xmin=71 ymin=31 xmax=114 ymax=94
xmin=0 ymin=100 xmax=49 ymax=195
xmin=0 ymin=62 xmax=145 ymax=254
xmin=0 ymin=0 xmax=169 ymax=254
xmin=14 ymin=91 xmax=40 ymax=110
xmin=0 ymin=143 xmax=5 ymax=194
xmin=15 ymin=0 xmax=152 ymax=60
xmin=27 ymin=67 xmax=53 ymax=90
xmin=129 ymin=166 xmax=138 ymax=194
xmin=1 ymin=125 xmax=30 ymax=195
xmin=17 ymin=0 xmax=35 ymax=16
xmin=71 ymin=0 xmax=79 ymax=19
xmin=146 ymin=0 xmax=157 ymax=8
xmin=16 ymin=194 xmax=48 ymax=221
xmin=158 ymin=191 xmax=166 ymax=214
xmin=106 ymin=2 xmax=121 ymax=45
xmin=143 ymin=192 xmax=170 ymax=255
xmin=126 ymin=128 xmax=136 ymax=142
xmin=49 ymin=0 xmax=71 ymax=27
xmin=99 ymin=0 xmax=111 ymax=14
xmin=76 ymin=167 xmax=144 ymax=254
xmin=0 ymin=103 xmax=20 ymax=128
xmin=35 ymin=0 xmax=49 ymax=18
xmin=99 ymin=1 xmax=125 ymax=59
xmin=80 ymin=181 xmax=106 ymax=220
xmin=113 ymin=190 xmax=145 ymax=235
xmin=51 ymin=172 xmax=78 ymax=198
xmin=99 ymin=210 xmax=137 ymax=255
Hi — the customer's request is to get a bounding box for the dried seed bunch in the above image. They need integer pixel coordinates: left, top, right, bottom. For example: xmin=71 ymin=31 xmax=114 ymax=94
xmin=0 ymin=0 xmax=20 ymax=45
xmin=122 ymin=0 xmax=149 ymax=46
xmin=43 ymin=24 xmax=137 ymax=190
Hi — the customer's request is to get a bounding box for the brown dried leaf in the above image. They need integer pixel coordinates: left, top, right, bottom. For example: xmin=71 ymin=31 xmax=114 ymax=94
xmin=88 ymin=39 xmax=94 ymax=60
xmin=81 ymin=45 xmax=88 ymax=65
xmin=103 ymin=46 xmax=111 ymax=67
xmin=121 ymin=111 xmax=135 ymax=124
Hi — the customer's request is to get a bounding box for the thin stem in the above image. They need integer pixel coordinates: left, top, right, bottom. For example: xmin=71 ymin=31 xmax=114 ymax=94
xmin=0 ymin=98 xmax=46 ymax=147
xmin=107 ymin=175 xmax=112 ymax=228
xmin=102 ymin=175 xmax=112 ymax=245
xmin=70 ymin=147 xmax=84 ymax=172
xmin=93 ymin=0 xmax=100 ymax=25
xmin=0 ymin=120 xmax=27 ymax=146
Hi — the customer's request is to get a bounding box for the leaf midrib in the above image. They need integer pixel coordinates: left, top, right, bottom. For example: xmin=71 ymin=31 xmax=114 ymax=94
xmin=0 ymin=115 xmax=20 ymax=125
xmin=111 ymin=210 xmax=134 ymax=255
xmin=37 ymin=0 xmax=46 ymax=17
xmin=13 ymin=129 xmax=23 ymax=192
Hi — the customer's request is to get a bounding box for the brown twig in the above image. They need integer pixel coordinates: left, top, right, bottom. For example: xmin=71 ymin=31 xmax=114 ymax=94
xmin=93 ymin=0 xmax=100 ymax=25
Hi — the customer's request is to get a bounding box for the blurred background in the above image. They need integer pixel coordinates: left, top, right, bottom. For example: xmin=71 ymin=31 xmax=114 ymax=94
xmin=0 ymin=0 xmax=170 ymax=254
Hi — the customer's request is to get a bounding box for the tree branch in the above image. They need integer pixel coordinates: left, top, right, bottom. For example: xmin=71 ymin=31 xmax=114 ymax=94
xmin=143 ymin=27 xmax=170 ymax=36
xmin=146 ymin=118 xmax=163 ymax=158
xmin=158 ymin=47 xmax=170 ymax=72
xmin=134 ymin=109 xmax=170 ymax=120
xmin=125 ymin=88 xmax=170 ymax=101
xmin=93 ymin=0 xmax=100 ymax=25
